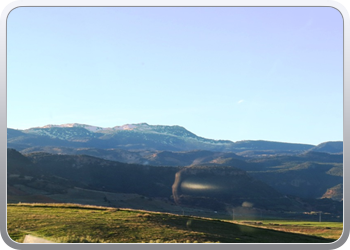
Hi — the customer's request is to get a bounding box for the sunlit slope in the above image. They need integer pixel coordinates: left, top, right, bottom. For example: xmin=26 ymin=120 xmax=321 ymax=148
xmin=7 ymin=203 xmax=335 ymax=243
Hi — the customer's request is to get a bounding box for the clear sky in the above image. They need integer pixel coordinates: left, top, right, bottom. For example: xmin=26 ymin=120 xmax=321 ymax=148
xmin=7 ymin=7 xmax=343 ymax=145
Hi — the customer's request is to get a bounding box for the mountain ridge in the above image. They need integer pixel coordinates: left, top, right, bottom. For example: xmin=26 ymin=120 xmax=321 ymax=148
xmin=8 ymin=123 xmax=326 ymax=153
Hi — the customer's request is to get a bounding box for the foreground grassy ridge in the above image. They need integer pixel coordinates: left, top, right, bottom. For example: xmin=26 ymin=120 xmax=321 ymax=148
xmin=7 ymin=203 xmax=335 ymax=243
xmin=232 ymin=220 xmax=342 ymax=240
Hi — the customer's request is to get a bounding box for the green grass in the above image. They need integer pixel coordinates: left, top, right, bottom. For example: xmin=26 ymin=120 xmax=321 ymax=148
xmin=7 ymin=203 xmax=337 ymax=243
xmin=232 ymin=220 xmax=343 ymax=240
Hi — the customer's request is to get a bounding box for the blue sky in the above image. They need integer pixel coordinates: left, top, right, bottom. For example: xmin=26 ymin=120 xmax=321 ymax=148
xmin=7 ymin=7 xmax=343 ymax=145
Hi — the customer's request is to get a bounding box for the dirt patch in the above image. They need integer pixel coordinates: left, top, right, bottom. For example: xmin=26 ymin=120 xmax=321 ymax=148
xmin=23 ymin=235 xmax=55 ymax=243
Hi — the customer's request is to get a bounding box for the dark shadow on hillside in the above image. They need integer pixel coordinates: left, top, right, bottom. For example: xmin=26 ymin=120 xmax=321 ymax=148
xmin=145 ymin=214 xmax=335 ymax=243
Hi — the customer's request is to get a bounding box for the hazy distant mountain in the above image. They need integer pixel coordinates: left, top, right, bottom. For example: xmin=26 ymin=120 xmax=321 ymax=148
xmin=8 ymin=123 xmax=316 ymax=153
xmin=19 ymin=146 xmax=248 ymax=167
xmin=307 ymin=141 xmax=343 ymax=154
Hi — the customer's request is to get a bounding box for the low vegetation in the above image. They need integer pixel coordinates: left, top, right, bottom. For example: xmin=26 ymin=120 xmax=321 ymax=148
xmin=232 ymin=220 xmax=343 ymax=240
xmin=7 ymin=203 xmax=339 ymax=243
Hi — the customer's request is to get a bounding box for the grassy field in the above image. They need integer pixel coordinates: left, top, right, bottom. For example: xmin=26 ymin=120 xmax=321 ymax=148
xmin=231 ymin=220 xmax=343 ymax=240
xmin=7 ymin=203 xmax=340 ymax=243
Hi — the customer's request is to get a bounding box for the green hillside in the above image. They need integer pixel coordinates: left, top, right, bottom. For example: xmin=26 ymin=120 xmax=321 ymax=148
xmin=7 ymin=203 xmax=337 ymax=243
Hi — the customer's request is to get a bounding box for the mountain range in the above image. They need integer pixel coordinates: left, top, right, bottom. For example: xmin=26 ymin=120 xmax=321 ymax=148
xmin=7 ymin=122 xmax=343 ymax=218
xmin=7 ymin=123 xmax=342 ymax=154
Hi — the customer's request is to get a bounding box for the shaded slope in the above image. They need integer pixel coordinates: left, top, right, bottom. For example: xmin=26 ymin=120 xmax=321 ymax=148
xmin=248 ymin=162 xmax=343 ymax=199
xmin=7 ymin=149 xmax=300 ymax=212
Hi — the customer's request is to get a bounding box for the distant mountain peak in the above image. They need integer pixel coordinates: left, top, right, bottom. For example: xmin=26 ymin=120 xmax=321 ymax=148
xmin=27 ymin=122 xmax=193 ymax=135
xmin=307 ymin=141 xmax=343 ymax=154
xmin=37 ymin=123 xmax=105 ymax=132
xmin=113 ymin=123 xmax=151 ymax=131
xmin=10 ymin=123 xmax=338 ymax=154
